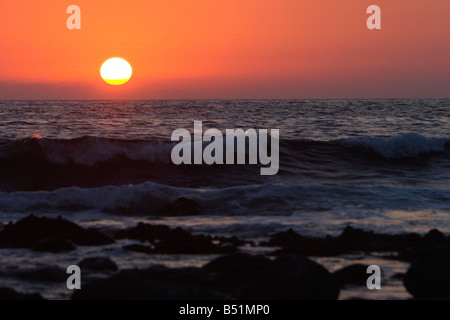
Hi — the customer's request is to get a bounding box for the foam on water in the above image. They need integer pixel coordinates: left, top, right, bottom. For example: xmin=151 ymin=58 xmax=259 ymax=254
xmin=340 ymin=133 xmax=447 ymax=158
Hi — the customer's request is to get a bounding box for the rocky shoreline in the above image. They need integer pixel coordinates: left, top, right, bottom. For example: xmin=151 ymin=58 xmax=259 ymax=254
xmin=0 ymin=214 xmax=450 ymax=300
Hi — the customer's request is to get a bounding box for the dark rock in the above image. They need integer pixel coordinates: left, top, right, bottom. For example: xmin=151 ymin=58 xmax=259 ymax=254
xmin=0 ymin=287 xmax=44 ymax=300
xmin=338 ymin=226 xmax=370 ymax=242
xmin=332 ymin=264 xmax=370 ymax=286
xmin=388 ymin=229 xmax=449 ymax=262
xmin=79 ymin=257 xmax=118 ymax=272
xmin=116 ymin=222 xmax=244 ymax=254
xmin=262 ymin=228 xmax=341 ymax=256
xmin=214 ymin=236 xmax=248 ymax=247
xmin=203 ymin=253 xmax=272 ymax=289
xmin=238 ymin=254 xmax=339 ymax=300
xmin=152 ymin=228 xmax=235 ymax=254
xmin=71 ymin=253 xmax=340 ymax=300
xmin=0 ymin=215 xmax=114 ymax=249
xmin=404 ymin=246 xmax=450 ymax=298
xmin=424 ymin=229 xmax=445 ymax=243
xmin=164 ymin=268 xmax=207 ymax=286
xmin=336 ymin=226 xmax=423 ymax=252
xmin=263 ymin=228 xmax=302 ymax=247
xmin=264 ymin=226 xmax=448 ymax=258
xmin=71 ymin=266 xmax=225 ymax=300
xmin=119 ymin=224 xmax=238 ymax=254
xmin=114 ymin=222 xmax=171 ymax=242
xmin=32 ymin=237 xmax=76 ymax=253
xmin=13 ymin=267 xmax=67 ymax=283
xmin=156 ymin=197 xmax=200 ymax=216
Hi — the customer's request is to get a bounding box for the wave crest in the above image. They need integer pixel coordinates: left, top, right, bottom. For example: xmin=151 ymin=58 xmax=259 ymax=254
xmin=0 ymin=136 xmax=173 ymax=165
xmin=339 ymin=133 xmax=447 ymax=158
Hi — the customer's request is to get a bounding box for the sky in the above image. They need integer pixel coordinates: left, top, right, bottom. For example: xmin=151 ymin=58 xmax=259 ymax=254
xmin=0 ymin=0 xmax=449 ymax=99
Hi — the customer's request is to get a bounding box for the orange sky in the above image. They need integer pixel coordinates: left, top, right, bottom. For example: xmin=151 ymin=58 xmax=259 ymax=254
xmin=0 ymin=0 xmax=449 ymax=99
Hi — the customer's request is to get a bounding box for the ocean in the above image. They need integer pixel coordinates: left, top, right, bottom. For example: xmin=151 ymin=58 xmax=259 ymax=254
xmin=0 ymin=99 xmax=449 ymax=299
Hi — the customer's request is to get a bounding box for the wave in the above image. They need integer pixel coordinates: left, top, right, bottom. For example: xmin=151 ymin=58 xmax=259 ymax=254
xmin=0 ymin=136 xmax=173 ymax=166
xmin=0 ymin=133 xmax=447 ymax=165
xmin=0 ymin=181 xmax=449 ymax=217
xmin=0 ymin=134 xmax=448 ymax=191
xmin=338 ymin=133 xmax=447 ymax=158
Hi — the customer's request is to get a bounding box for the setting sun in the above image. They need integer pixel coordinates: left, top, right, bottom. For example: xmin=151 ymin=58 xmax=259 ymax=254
xmin=100 ymin=58 xmax=132 ymax=85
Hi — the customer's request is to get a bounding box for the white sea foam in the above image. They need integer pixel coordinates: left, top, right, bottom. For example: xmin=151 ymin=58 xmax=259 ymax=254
xmin=0 ymin=181 xmax=449 ymax=216
xmin=340 ymin=133 xmax=447 ymax=158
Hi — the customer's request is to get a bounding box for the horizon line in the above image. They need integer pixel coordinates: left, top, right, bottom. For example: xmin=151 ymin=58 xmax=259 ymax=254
xmin=1 ymin=97 xmax=449 ymax=101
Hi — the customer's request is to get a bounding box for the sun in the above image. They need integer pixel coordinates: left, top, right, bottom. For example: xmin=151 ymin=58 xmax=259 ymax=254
xmin=100 ymin=58 xmax=132 ymax=85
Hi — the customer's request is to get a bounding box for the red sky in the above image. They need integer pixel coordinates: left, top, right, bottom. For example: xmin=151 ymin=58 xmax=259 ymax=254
xmin=0 ymin=0 xmax=449 ymax=99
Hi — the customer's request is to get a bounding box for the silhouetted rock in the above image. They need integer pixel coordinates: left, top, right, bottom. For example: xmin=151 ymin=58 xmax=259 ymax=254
xmin=12 ymin=267 xmax=67 ymax=283
xmin=79 ymin=257 xmax=118 ymax=273
xmin=338 ymin=226 xmax=370 ymax=242
xmin=114 ymin=222 xmax=171 ymax=242
xmin=238 ymin=254 xmax=339 ymax=300
xmin=336 ymin=226 xmax=422 ymax=252
xmin=71 ymin=266 xmax=225 ymax=300
xmin=118 ymin=223 xmax=238 ymax=254
xmin=388 ymin=229 xmax=449 ymax=262
xmin=264 ymin=226 xmax=449 ymax=258
xmin=123 ymin=228 xmax=237 ymax=254
xmin=0 ymin=215 xmax=113 ymax=249
xmin=214 ymin=236 xmax=248 ymax=247
xmin=71 ymin=252 xmax=342 ymax=300
xmin=72 ymin=254 xmax=340 ymax=300
xmin=404 ymin=246 xmax=450 ymax=298
xmin=332 ymin=264 xmax=370 ymax=286
xmin=203 ymin=253 xmax=272 ymax=290
xmin=153 ymin=228 xmax=236 ymax=254
xmin=423 ymin=229 xmax=446 ymax=243
xmin=262 ymin=228 xmax=341 ymax=256
xmin=157 ymin=197 xmax=200 ymax=216
xmin=32 ymin=237 xmax=76 ymax=253
xmin=0 ymin=287 xmax=44 ymax=300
